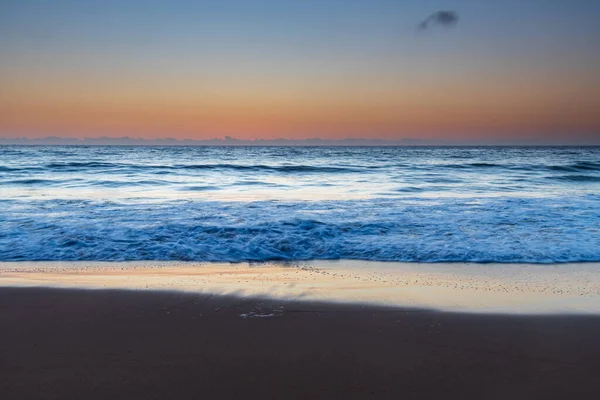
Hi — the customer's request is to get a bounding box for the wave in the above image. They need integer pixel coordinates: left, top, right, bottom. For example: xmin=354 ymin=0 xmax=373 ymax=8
xmin=1 ymin=197 xmax=599 ymax=263
xmin=42 ymin=162 xmax=360 ymax=174
xmin=547 ymin=162 xmax=600 ymax=172
xmin=178 ymin=164 xmax=359 ymax=173
xmin=29 ymin=159 xmax=600 ymax=176
xmin=3 ymin=146 xmax=599 ymax=263
xmin=179 ymin=185 xmax=217 ymax=192
xmin=86 ymin=179 xmax=170 ymax=187
xmin=2 ymin=178 xmax=169 ymax=187
xmin=46 ymin=161 xmax=121 ymax=169
xmin=573 ymin=161 xmax=600 ymax=171
xmin=549 ymin=175 xmax=600 ymax=182
xmin=0 ymin=165 xmax=46 ymax=173
xmin=437 ymin=162 xmax=600 ymax=173
xmin=394 ymin=187 xmax=426 ymax=193
xmin=3 ymin=178 xmax=69 ymax=185
xmin=230 ymin=181 xmax=286 ymax=187
xmin=441 ymin=163 xmax=501 ymax=169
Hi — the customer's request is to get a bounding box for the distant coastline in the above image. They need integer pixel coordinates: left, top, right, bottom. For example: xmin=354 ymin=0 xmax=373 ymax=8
xmin=1 ymin=136 xmax=599 ymax=146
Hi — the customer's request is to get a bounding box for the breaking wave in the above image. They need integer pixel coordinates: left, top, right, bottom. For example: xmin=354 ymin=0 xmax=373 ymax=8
xmin=2 ymin=145 xmax=599 ymax=263
xmin=1 ymin=196 xmax=599 ymax=263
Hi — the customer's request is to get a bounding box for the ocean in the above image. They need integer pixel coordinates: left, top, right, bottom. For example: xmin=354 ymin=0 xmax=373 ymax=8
xmin=1 ymin=146 xmax=599 ymax=263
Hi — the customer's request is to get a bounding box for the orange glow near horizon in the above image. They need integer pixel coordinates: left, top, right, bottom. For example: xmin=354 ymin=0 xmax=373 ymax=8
xmin=2 ymin=73 xmax=599 ymax=141
xmin=1 ymin=1 xmax=599 ymax=142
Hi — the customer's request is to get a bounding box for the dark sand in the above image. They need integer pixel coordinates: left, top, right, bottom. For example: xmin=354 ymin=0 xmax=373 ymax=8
xmin=1 ymin=287 xmax=600 ymax=399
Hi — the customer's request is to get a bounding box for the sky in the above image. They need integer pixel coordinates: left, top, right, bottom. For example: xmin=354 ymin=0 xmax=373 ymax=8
xmin=1 ymin=0 xmax=600 ymax=143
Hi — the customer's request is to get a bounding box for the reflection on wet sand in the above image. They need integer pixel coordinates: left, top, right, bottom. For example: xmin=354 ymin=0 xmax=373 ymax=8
xmin=1 ymin=260 xmax=599 ymax=314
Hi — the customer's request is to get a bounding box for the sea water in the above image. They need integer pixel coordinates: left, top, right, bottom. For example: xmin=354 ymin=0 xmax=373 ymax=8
xmin=1 ymin=146 xmax=599 ymax=262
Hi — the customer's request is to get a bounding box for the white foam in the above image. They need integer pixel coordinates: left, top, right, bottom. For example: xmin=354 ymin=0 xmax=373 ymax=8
xmin=1 ymin=196 xmax=599 ymax=263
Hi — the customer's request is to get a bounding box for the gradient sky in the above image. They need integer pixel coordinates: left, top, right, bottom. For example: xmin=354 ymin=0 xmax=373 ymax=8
xmin=1 ymin=0 xmax=600 ymax=142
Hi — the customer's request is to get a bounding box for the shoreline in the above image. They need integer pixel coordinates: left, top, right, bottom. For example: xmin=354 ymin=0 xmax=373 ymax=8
xmin=2 ymin=286 xmax=600 ymax=399
xmin=1 ymin=260 xmax=599 ymax=314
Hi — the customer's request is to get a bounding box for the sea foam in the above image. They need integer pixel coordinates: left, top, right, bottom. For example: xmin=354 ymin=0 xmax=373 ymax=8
xmin=1 ymin=146 xmax=599 ymax=263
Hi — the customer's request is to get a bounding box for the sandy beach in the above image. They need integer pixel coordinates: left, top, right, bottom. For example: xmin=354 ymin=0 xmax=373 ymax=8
xmin=2 ymin=261 xmax=600 ymax=314
xmin=2 ymin=286 xmax=600 ymax=399
xmin=2 ymin=261 xmax=600 ymax=399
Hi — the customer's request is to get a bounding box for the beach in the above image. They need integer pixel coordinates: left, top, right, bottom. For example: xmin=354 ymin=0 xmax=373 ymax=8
xmin=2 ymin=286 xmax=600 ymax=399
xmin=2 ymin=261 xmax=600 ymax=399
xmin=2 ymin=261 xmax=600 ymax=314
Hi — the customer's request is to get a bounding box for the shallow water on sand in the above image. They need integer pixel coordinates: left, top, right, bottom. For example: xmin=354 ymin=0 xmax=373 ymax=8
xmin=2 ymin=261 xmax=599 ymax=314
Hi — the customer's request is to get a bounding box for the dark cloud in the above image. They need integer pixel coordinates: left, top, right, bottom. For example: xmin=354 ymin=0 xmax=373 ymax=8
xmin=418 ymin=11 xmax=459 ymax=31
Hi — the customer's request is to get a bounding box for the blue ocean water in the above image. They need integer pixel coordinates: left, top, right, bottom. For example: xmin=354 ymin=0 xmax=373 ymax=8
xmin=1 ymin=146 xmax=599 ymax=262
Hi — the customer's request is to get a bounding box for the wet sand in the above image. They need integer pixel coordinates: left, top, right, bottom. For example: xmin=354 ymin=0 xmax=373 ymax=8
xmin=2 ymin=287 xmax=600 ymax=399
xmin=2 ymin=261 xmax=600 ymax=313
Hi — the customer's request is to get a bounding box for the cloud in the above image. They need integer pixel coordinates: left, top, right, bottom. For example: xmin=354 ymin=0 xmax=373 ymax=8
xmin=418 ymin=11 xmax=459 ymax=31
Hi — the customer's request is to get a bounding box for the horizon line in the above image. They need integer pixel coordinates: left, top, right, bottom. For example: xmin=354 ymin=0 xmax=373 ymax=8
xmin=1 ymin=135 xmax=600 ymax=146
